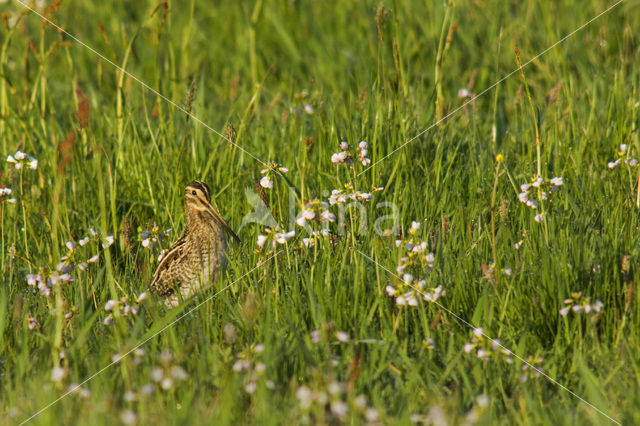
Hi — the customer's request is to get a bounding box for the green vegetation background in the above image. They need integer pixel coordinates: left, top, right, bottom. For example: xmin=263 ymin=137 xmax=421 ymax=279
xmin=1 ymin=0 xmax=639 ymax=424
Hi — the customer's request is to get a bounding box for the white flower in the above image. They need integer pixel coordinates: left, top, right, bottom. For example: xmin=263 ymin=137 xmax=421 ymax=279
xmin=256 ymin=235 xmax=267 ymax=248
xmin=79 ymin=237 xmax=90 ymax=246
xmin=335 ymin=331 xmax=350 ymax=343
xmin=472 ymin=328 xmax=483 ymax=338
xmin=310 ymin=330 xmax=322 ymax=343
xmin=608 ymin=159 xmax=621 ymax=169
xmin=531 ymin=177 xmax=543 ymax=188
xmin=330 ymin=400 xmax=348 ymax=419
xmin=395 ymin=295 xmax=407 ymax=305
xmin=259 ymin=175 xmax=273 ymax=188
xmin=476 ymin=394 xmax=490 ymax=408
xmin=385 ymin=285 xmax=396 ymax=296
xmin=514 ymin=240 xmax=523 ymax=250
xmin=328 ymin=381 xmax=343 ymax=395
xmin=111 ymin=353 xmax=123 ymax=363
xmin=161 ymin=377 xmax=174 ymax=390
xmin=103 ymin=235 xmax=114 ymax=248
xmin=244 ymin=381 xmax=257 ymax=394
xmin=136 ymin=292 xmax=148 ymax=302
xmin=254 ymin=343 xmax=265 ymax=353
xmin=464 ymin=343 xmax=474 ymax=353
xmin=105 ymin=300 xmax=117 ymax=311
xmin=26 ymin=274 xmax=37 ymax=286
xmin=518 ymin=192 xmax=529 ymax=203
xmin=142 ymin=239 xmax=151 ymax=248
xmin=593 ymin=300 xmax=604 ymax=312
xmin=151 ymin=367 xmax=164 ymax=382
xmin=302 ymin=209 xmax=315 ymax=220
xmin=458 ymin=88 xmax=472 ymax=98
xmin=296 ymin=386 xmax=313 ymax=408
xmin=339 ymin=141 xmax=349 ymax=150
xmin=171 ymin=365 xmax=189 ymax=380
xmin=320 ymin=210 xmax=336 ymax=222
xmin=526 ymin=199 xmax=538 ymax=209
xmin=620 ymin=144 xmax=627 ymax=152
xmin=534 ymin=214 xmax=544 ymax=223
xmin=304 ymin=104 xmax=314 ymax=115
xmin=628 ymin=158 xmax=639 ymax=166
xmin=275 ymin=230 xmax=295 ymax=244
xmin=29 ymin=158 xmax=38 ymax=170
xmin=476 ymin=349 xmax=490 ymax=359
xmin=120 ymin=410 xmax=137 ymax=425
xmin=550 ymin=177 xmax=564 ymax=186
xmin=14 ymin=151 xmax=27 ymax=160
xmin=6 ymin=155 xmax=16 ymax=163
xmin=403 ymin=273 xmax=413 ymax=284
xmin=103 ymin=315 xmax=113 ymax=325
xmin=50 ymin=367 xmax=67 ymax=382
xmin=88 ymin=255 xmax=99 ymax=263
xmin=140 ymin=384 xmax=154 ymax=396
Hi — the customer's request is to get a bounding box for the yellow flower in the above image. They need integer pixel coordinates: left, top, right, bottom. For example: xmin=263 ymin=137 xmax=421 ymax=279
xmin=495 ymin=153 xmax=504 ymax=163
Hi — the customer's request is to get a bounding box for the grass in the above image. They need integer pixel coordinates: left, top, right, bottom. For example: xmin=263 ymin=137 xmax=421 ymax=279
xmin=1 ymin=0 xmax=639 ymax=424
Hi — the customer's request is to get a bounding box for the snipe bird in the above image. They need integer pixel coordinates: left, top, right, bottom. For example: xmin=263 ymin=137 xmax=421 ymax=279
xmin=150 ymin=180 xmax=241 ymax=307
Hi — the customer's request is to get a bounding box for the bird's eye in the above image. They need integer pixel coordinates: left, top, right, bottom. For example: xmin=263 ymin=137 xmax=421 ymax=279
xmin=191 ymin=190 xmax=197 ymax=195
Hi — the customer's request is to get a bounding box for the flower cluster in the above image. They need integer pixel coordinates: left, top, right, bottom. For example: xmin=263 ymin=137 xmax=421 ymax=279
xmin=385 ymin=221 xmax=444 ymax=306
xmin=309 ymin=324 xmax=350 ymax=345
xmin=27 ymin=313 xmax=38 ymax=330
xmin=148 ymin=351 xmax=189 ymax=391
xmin=517 ymin=176 xmax=564 ymax=222
xmin=255 ymin=227 xmax=295 ymax=255
xmin=26 ymin=230 xmax=114 ymax=311
xmin=6 ymin=150 xmax=38 ymax=170
xmin=56 ymin=228 xmax=114 ymax=272
xmin=300 ymin=229 xmax=338 ymax=249
xmin=295 ymin=380 xmax=379 ymax=424
xmin=259 ymin=161 xmax=289 ymax=189
xmin=296 ymin=198 xmax=336 ymax=227
xmin=26 ymin=267 xmax=73 ymax=297
xmin=232 ymin=343 xmax=275 ymax=394
xmin=331 ymin=140 xmax=371 ymax=167
xmin=0 ymin=187 xmax=17 ymax=204
xmin=139 ymin=224 xmax=172 ymax=248
xmin=608 ymin=144 xmax=638 ymax=169
xmin=103 ymin=292 xmax=148 ymax=325
xmin=463 ymin=328 xmax=513 ymax=363
xmin=519 ymin=355 xmax=544 ymax=383
xmin=328 ymin=183 xmax=376 ymax=205
xmin=559 ymin=292 xmax=603 ymax=316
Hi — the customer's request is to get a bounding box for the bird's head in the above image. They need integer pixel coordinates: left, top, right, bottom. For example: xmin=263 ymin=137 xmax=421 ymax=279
xmin=184 ymin=180 xmax=241 ymax=243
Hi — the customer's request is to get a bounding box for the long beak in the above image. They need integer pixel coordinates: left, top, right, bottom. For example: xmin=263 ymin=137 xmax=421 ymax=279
xmin=205 ymin=204 xmax=241 ymax=243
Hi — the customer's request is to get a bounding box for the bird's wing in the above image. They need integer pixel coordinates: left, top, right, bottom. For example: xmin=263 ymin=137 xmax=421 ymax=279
xmin=150 ymin=237 xmax=190 ymax=296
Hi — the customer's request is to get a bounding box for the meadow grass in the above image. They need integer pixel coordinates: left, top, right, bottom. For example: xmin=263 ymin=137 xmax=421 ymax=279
xmin=1 ymin=0 xmax=639 ymax=424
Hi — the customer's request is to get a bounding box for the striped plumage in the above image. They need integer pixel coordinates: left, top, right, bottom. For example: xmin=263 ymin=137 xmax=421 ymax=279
xmin=150 ymin=180 xmax=240 ymax=308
